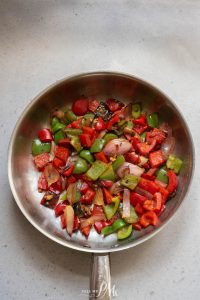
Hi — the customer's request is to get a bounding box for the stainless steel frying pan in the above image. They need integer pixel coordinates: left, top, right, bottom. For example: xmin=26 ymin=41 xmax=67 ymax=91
xmin=8 ymin=72 xmax=194 ymax=299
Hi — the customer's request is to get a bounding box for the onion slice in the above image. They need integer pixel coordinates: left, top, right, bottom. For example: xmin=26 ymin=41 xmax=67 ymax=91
xmin=93 ymin=188 xmax=104 ymax=205
xmin=44 ymin=163 xmax=60 ymax=187
xmin=161 ymin=136 xmax=175 ymax=158
xmin=122 ymin=188 xmax=131 ymax=218
xmin=135 ymin=187 xmax=153 ymax=199
xmin=103 ymin=139 xmax=132 ymax=156
xmin=110 ymin=181 xmax=124 ymax=195
xmin=80 ymin=214 xmax=105 ymax=229
xmin=66 ymin=183 xmax=77 ymax=205
xmin=117 ymin=162 xmax=145 ymax=178
xmin=64 ymin=205 xmax=74 ymax=236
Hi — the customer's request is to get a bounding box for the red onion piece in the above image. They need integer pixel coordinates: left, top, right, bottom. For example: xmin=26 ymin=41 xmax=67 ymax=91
xmin=161 ymin=136 xmax=176 ymax=158
xmin=103 ymin=139 xmax=132 ymax=156
xmin=122 ymin=189 xmax=131 ymax=218
xmin=109 ymin=181 xmax=124 ymax=195
xmin=80 ymin=214 xmax=105 ymax=229
xmin=93 ymin=188 xmax=104 ymax=205
xmin=135 ymin=187 xmax=153 ymax=199
xmin=154 ymin=179 xmax=167 ymax=188
xmin=97 ymin=129 xmax=107 ymax=139
xmin=64 ymin=205 xmax=74 ymax=236
xmin=44 ymin=163 xmax=60 ymax=187
xmin=117 ymin=162 xmax=145 ymax=178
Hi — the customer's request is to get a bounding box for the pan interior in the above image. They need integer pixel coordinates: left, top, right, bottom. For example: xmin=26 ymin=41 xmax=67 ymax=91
xmin=8 ymin=72 xmax=193 ymax=252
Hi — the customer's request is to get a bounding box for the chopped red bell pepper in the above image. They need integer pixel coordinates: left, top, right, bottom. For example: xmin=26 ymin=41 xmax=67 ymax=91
xmin=62 ymin=164 xmax=75 ymax=177
xmin=158 ymin=185 xmax=169 ymax=204
xmin=38 ymin=128 xmax=53 ymax=142
xmin=146 ymin=128 xmax=166 ymax=145
xmin=140 ymin=211 xmax=159 ymax=227
xmin=100 ymin=180 xmax=113 ymax=188
xmin=132 ymin=114 xmax=147 ymax=126
xmin=80 ymin=182 xmax=89 ymax=194
xmin=156 ymin=204 xmax=166 ymax=216
xmin=66 ymin=176 xmax=76 ymax=187
xmin=135 ymin=203 xmax=144 ymax=215
xmin=106 ymin=98 xmax=123 ymax=112
xmin=34 ymin=153 xmax=50 ymax=170
xmin=167 ymin=170 xmax=178 ymax=194
xmin=137 ymin=139 xmax=156 ymax=156
xmin=138 ymin=178 xmax=160 ymax=194
xmin=88 ymin=100 xmax=100 ymax=112
xmin=124 ymin=152 xmax=139 ymax=164
xmin=94 ymin=220 xmax=112 ymax=234
xmin=80 ymin=188 xmax=95 ymax=204
xmin=132 ymin=222 xmax=142 ymax=231
xmin=107 ymin=113 xmax=120 ymax=130
xmin=60 ymin=214 xmax=79 ymax=231
xmin=133 ymin=125 xmax=148 ymax=135
xmin=103 ymin=188 xmax=113 ymax=204
xmin=143 ymin=192 xmax=162 ymax=212
xmin=72 ymin=98 xmax=89 ymax=116
xmin=95 ymin=117 xmax=107 ymax=131
xmin=58 ymin=138 xmax=71 ymax=147
xmin=38 ymin=172 xmax=48 ymax=191
xmin=149 ymin=150 xmax=166 ymax=168
xmin=49 ymin=177 xmax=63 ymax=194
xmin=82 ymin=126 xmax=95 ymax=136
xmin=40 ymin=192 xmax=59 ymax=208
xmin=130 ymin=192 xmax=147 ymax=206
xmin=130 ymin=136 xmax=141 ymax=150
xmin=141 ymin=168 xmax=157 ymax=180
xmin=53 ymin=157 xmax=65 ymax=169
xmin=55 ymin=146 xmax=69 ymax=163
xmin=81 ymin=225 xmax=91 ymax=237
xmin=70 ymin=118 xmax=83 ymax=129
xmin=94 ymin=151 xmax=108 ymax=163
xmin=80 ymin=133 xmax=92 ymax=148
xmin=92 ymin=204 xmax=104 ymax=216
xmin=54 ymin=201 xmax=67 ymax=217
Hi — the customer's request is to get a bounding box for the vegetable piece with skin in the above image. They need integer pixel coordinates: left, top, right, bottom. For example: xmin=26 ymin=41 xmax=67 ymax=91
xmin=32 ymin=139 xmax=51 ymax=156
xmin=147 ymin=113 xmax=159 ymax=128
xmin=80 ymin=134 xmax=92 ymax=148
xmin=44 ymin=164 xmax=60 ymax=187
xmin=106 ymin=98 xmax=123 ymax=112
xmin=51 ymin=118 xmax=65 ymax=133
xmin=64 ymin=205 xmax=74 ymax=235
xmin=117 ymin=224 xmax=133 ymax=240
xmin=62 ymin=164 xmax=75 ymax=177
xmin=64 ymin=128 xmax=82 ymax=136
xmin=64 ymin=110 xmax=77 ymax=124
xmin=166 ymin=155 xmax=183 ymax=174
xmin=34 ymin=153 xmax=50 ymax=170
xmin=103 ymin=133 xmax=118 ymax=143
xmin=156 ymin=168 xmax=168 ymax=184
xmin=95 ymin=117 xmax=107 ymax=131
xmin=90 ymin=139 xmax=106 ymax=153
xmin=121 ymin=174 xmax=140 ymax=190
xmin=54 ymin=146 xmax=69 ymax=163
xmin=101 ymin=219 xmax=126 ymax=236
xmin=167 ymin=170 xmax=178 ymax=194
xmin=72 ymin=98 xmax=89 ymax=116
xmin=88 ymin=100 xmax=100 ymax=113
xmin=117 ymin=162 xmax=144 ymax=178
xmin=132 ymin=103 xmax=141 ymax=119
xmin=68 ymin=135 xmax=82 ymax=152
xmin=94 ymin=151 xmax=108 ymax=163
xmin=99 ymin=164 xmax=116 ymax=181
xmin=103 ymin=196 xmax=120 ymax=220
xmin=136 ymin=139 xmax=156 ymax=156
xmin=86 ymin=160 xmax=108 ymax=181
xmin=54 ymin=130 xmax=66 ymax=144
xmin=149 ymin=150 xmax=166 ymax=168
xmin=73 ymin=158 xmax=88 ymax=174
xmin=38 ymin=128 xmax=53 ymax=142
xmin=103 ymin=188 xmax=113 ymax=204
xmin=80 ymin=188 xmax=95 ymax=205
xmin=66 ymin=183 xmax=77 ymax=205
xmin=143 ymin=192 xmax=162 ymax=212
xmin=140 ymin=211 xmax=159 ymax=227
xmin=93 ymin=188 xmax=104 ymax=205
xmin=79 ymin=150 xmax=94 ymax=163
xmin=112 ymin=155 xmax=125 ymax=171
xmin=103 ymin=139 xmax=132 ymax=156
xmin=138 ymin=178 xmax=159 ymax=194
xmin=130 ymin=192 xmax=146 ymax=206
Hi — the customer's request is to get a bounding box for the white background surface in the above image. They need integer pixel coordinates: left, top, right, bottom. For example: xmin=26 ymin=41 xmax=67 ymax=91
xmin=0 ymin=1 xmax=199 ymax=299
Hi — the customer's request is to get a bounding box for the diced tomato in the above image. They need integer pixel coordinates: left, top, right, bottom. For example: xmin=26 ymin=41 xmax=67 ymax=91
xmin=80 ymin=188 xmax=95 ymax=205
xmin=132 ymin=222 xmax=142 ymax=231
xmin=130 ymin=192 xmax=146 ymax=206
xmin=149 ymin=150 xmax=166 ymax=168
xmin=38 ymin=172 xmax=48 ymax=191
xmin=80 ymin=133 xmax=92 ymax=147
xmin=34 ymin=153 xmax=50 ymax=170
xmin=72 ymin=98 xmax=89 ymax=116
xmin=100 ymin=180 xmax=113 ymax=188
xmin=95 ymin=117 xmax=107 ymax=131
xmin=54 ymin=201 xmax=67 ymax=217
xmin=103 ymin=188 xmax=113 ymax=204
xmin=62 ymin=164 xmax=75 ymax=177
xmin=55 ymin=146 xmax=69 ymax=163
xmin=70 ymin=118 xmax=83 ymax=129
xmin=107 ymin=113 xmax=120 ymax=130
xmin=80 ymin=182 xmax=89 ymax=194
xmin=125 ymin=152 xmax=139 ymax=164
xmin=58 ymin=138 xmax=71 ymax=147
xmin=94 ymin=151 xmax=109 ymax=163
xmin=106 ymin=98 xmax=123 ymax=112
xmin=92 ymin=204 xmax=104 ymax=216
xmin=140 ymin=211 xmax=159 ymax=227
xmin=143 ymin=192 xmax=162 ymax=212
xmin=133 ymin=125 xmax=148 ymax=135
xmin=38 ymin=128 xmax=53 ymax=142
xmin=81 ymin=225 xmax=91 ymax=238
xmin=60 ymin=214 xmax=79 ymax=231
xmin=82 ymin=126 xmax=95 ymax=136
xmin=137 ymin=140 xmax=156 ymax=156
xmin=88 ymin=100 xmax=100 ymax=112
xmin=53 ymin=157 xmax=65 ymax=169
xmin=167 ymin=170 xmax=178 ymax=194
xmin=146 ymin=128 xmax=166 ymax=145
xmin=138 ymin=178 xmax=160 ymax=194
xmin=132 ymin=114 xmax=147 ymax=126
xmin=135 ymin=203 xmax=144 ymax=215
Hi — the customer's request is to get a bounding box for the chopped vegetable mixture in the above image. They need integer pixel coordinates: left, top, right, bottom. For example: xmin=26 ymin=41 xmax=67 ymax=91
xmin=32 ymin=98 xmax=183 ymax=240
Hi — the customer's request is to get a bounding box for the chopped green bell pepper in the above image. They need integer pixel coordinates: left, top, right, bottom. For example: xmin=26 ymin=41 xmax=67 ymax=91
xmin=64 ymin=110 xmax=77 ymax=124
xmin=132 ymin=103 xmax=141 ymax=119
xmin=112 ymin=155 xmax=125 ymax=171
xmin=99 ymin=164 xmax=116 ymax=181
xmin=122 ymin=206 xmax=138 ymax=224
xmin=68 ymin=135 xmax=82 ymax=152
xmin=90 ymin=139 xmax=106 ymax=153
xmin=166 ymin=155 xmax=183 ymax=174
xmin=156 ymin=167 xmax=169 ymax=184
xmin=64 ymin=128 xmax=82 ymax=136
xmin=82 ymin=113 xmax=95 ymax=126
xmin=54 ymin=130 xmax=65 ymax=144
xmin=103 ymin=196 xmax=120 ymax=220
xmin=103 ymin=133 xmax=118 ymax=143
xmin=101 ymin=219 xmax=126 ymax=236
xmin=79 ymin=150 xmax=94 ymax=164
xmin=32 ymin=138 xmax=51 ymax=156
xmin=73 ymin=158 xmax=88 ymax=174
xmin=117 ymin=224 xmax=133 ymax=240
xmin=147 ymin=112 xmax=159 ymax=128
xmin=86 ymin=160 xmax=108 ymax=181
xmin=51 ymin=117 xmax=65 ymax=133
xmin=121 ymin=174 xmax=140 ymax=190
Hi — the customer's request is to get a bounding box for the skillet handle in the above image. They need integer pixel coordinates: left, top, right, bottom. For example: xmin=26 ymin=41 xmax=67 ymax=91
xmin=90 ymin=253 xmax=111 ymax=300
